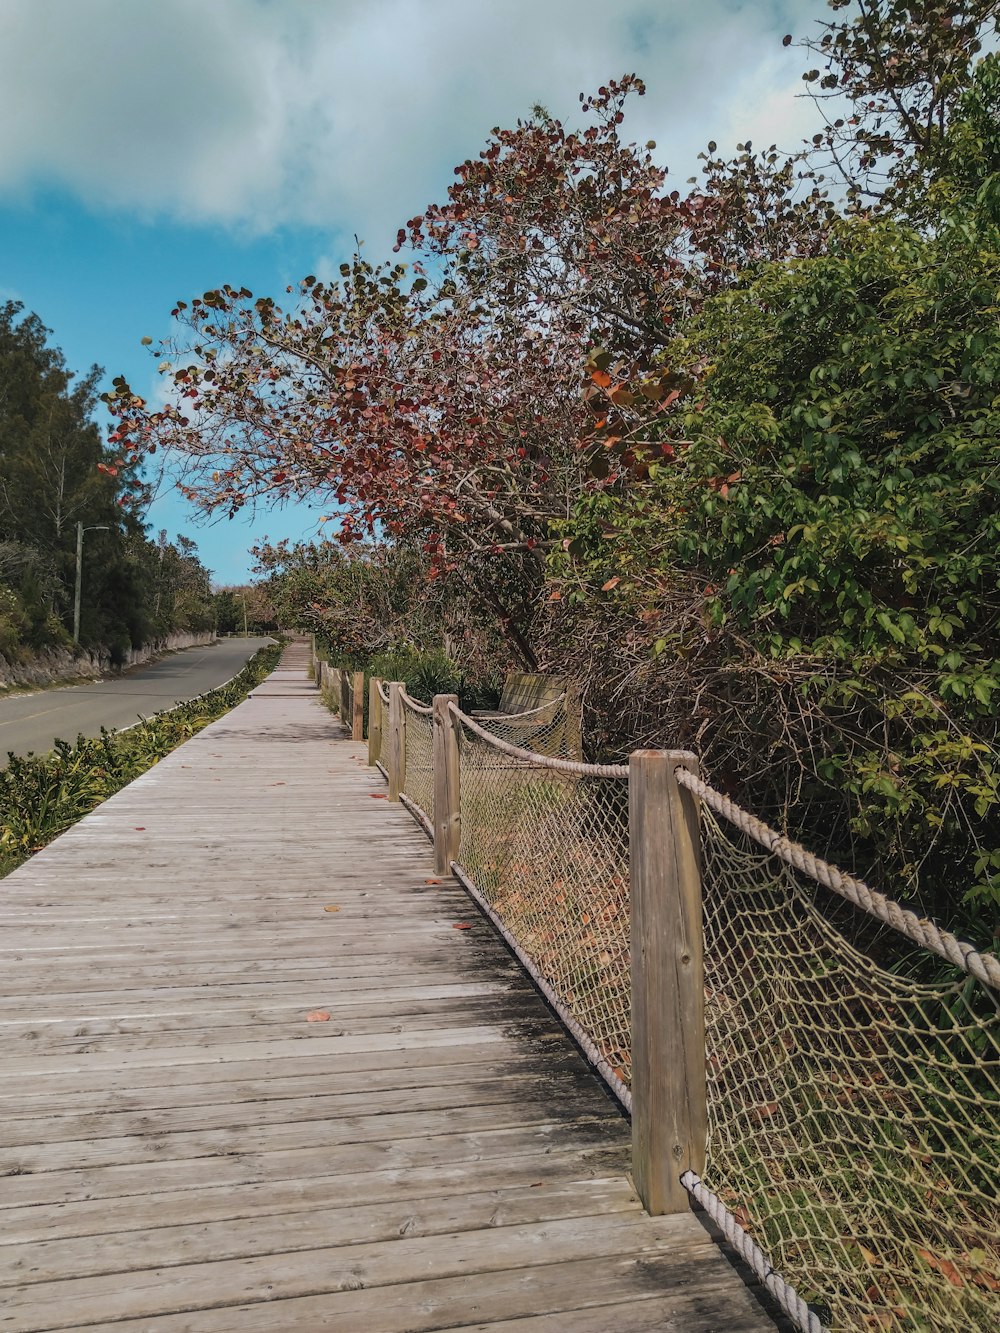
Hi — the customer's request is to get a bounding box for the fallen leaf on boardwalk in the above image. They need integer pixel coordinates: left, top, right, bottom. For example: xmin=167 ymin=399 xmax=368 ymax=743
xmin=453 ymin=922 xmax=472 ymax=930
xmin=134 ymin=827 xmax=146 ymax=831
xmin=529 ymin=1181 xmax=543 ymax=1188
xmin=269 ymin=782 xmax=286 ymax=786
xmin=424 ymin=878 xmax=441 ymax=885
xmin=323 ymin=905 xmax=341 ymax=913
xmin=306 ymin=1010 xmax=331 ymax=1022
xmin=370 ymin=793 xmax=388 ymax=799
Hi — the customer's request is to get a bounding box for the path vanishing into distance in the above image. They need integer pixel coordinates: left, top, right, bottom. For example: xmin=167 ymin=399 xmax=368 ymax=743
xmin=0 ymin=639 xmax=777 ymax=1331
xmin=0 ymin=636 xmax=274 ymax=762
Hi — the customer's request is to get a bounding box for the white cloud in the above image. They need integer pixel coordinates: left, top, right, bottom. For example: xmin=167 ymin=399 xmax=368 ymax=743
xmin=0 ymin=0 xmax=821 ymax=248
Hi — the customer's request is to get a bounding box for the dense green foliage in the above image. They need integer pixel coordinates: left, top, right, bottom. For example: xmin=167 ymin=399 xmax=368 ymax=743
xmin=0 ymin=302 xmax=215 ymax=666
xmin=0 ymin=642 xmax=281 ymax=877
xmin=550 ymin=58 xmax=1000 ymax=928
xmin=255 ymin=538 xmax=512 ymax=702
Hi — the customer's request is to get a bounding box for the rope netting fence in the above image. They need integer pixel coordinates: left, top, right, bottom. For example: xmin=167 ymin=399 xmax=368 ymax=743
xmin=324 ymin=668 xmax=999 ymax=1331
xmin=452 ymin=707 xmax=632 ymax=1098
xmin=400 ymin=690 xmax=435 ymax=834
xmin=683 ymin=786 xmax=1000 ymax=1333
xmin=372 ymin=680 xmax=388 ymax=774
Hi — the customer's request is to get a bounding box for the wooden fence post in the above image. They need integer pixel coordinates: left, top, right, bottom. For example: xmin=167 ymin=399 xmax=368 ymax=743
xmin=387 ymin=681 xmax=405 ymax=802
xmin=432 ymin=694 xmax=461 ymax=875
xmin=319 ymin=661 xmax=327 ymax=696
xmin=368 ymin=678 xmax=383 ymax=766
xmin=352 ymin=671 xmax=365 ymax=741
xmin=629 ymin=748 xmax=706 ymax=1215
xmin=339 ymin=669 xmax=350 ymax=724
xmin=310 ymin=634 xmax=317 ymax=682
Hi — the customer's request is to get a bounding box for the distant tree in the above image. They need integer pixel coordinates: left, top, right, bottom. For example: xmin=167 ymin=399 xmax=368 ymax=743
xmin=0 ymin=301 xmax=213 ymax=659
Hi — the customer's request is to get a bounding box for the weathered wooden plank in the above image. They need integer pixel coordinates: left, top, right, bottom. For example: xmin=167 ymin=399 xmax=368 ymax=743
xmin=0 ymin=1045 xmax=570 ymax=1109
xmin=0 ymin=1177 xmax=646 ymax=1286
xmin=0 ymin=1163 xmax=632 ymax=1247
xmin=0 ymin=1063 xmax=600 ymax=1146
xmin=0 ymin=1212 xmax=726 ymax=1329
xmin=74 ymin=1262 xmax=771 ymax=1333
xmin=1 ymin=1017 xmax=566 ymax=1075
xmin=448 ymin=1291 xmax=776 ymax=1333
xmin=0 ymin=994 xmax=558 ymax=1053
xmin=0 ymin=977 xmax=516 ymax=1017
xmin=0 ymin=1121 xmax=628 ymax=1210
xmin=0 ymin=1041 xmax=567 ymax=1106
xmin=1 ymin=1099 xmax=622 ymax=1177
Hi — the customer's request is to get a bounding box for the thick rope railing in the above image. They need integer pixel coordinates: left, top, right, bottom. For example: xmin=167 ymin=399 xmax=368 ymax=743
xmin=400 ymin=689 xmax=433 ymax=716
xmin=452 ymin=703 xmax=627 ymax=778
xmin=681 ymin=1172 xmax=827 ymax=1333
xmin=676 ymin=768 xmax=1000 ymax=991
xmin=400 ymin=793 xmax=434 ymax=839
xmin=377 ymin=680 xmax=390 ymax=704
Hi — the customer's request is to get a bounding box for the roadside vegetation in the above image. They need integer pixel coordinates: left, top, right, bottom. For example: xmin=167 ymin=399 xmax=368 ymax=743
xmin=0 ymin=302 xmax=218 ymax=669
xmin=105 ymin=1 xmax=1000 ymax=943
xmin=0 ymin=641 xmax=281 ymax=878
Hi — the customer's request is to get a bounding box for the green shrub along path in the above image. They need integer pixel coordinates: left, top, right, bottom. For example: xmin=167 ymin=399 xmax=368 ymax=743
xmin=0 ymin=641 xmax=282 ymax=877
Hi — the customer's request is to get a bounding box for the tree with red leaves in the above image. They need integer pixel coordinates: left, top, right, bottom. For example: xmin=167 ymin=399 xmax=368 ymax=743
xmin=104 ymin=77 xmax=822 ymax=662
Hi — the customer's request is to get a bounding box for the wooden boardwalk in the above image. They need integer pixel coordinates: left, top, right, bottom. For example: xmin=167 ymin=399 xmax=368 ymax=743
xmin=0 ymin=644 xmax=777 ymax=1331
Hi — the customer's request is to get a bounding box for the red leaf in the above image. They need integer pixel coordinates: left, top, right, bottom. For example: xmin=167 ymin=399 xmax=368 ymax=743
xmin=453 ymin=922 xmax=472 ymax=930
xmin=590 ymin=369 xmax=612 ymax=388
xmin=917 ymin=1250 xmax=966 ymax=1288
xmin=370 ymin=793 xmax=388 ymax=799
xmin=306 ymin=1010 xmax=331 ymax=1022
xmin=601 ymin=577 xmax=620 ymax=591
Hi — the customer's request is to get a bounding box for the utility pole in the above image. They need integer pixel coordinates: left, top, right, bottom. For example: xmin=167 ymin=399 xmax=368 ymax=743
xmin=73 ymin=521 xmax=109 ymax=645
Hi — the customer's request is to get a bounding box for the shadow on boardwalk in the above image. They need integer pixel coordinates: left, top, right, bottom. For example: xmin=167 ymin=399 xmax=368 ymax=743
xmin=0 ymin=644 xmax=778 ymax=1331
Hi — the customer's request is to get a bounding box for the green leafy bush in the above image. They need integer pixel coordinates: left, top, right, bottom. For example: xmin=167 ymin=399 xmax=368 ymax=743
xmin=556 ymin=174 xmax=1000 ymax=934
xmin=0 ymin=642 xmax=282 ymax=877
xmin=329 ymin=645 xmax=500 ymax=712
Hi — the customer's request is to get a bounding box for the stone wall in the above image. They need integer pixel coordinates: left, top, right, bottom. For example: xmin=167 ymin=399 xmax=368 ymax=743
xmin=0 ymin=630 xmax=218 ymax=692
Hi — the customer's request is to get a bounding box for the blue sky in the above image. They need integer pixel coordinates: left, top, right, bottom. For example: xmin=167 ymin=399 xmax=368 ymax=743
xmin=0 ymin=0 xmax=817 ymax=585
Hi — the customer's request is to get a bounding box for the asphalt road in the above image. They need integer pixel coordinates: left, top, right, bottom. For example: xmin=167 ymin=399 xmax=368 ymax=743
xmin=0 ymin=637 xmax=275 ymax=761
